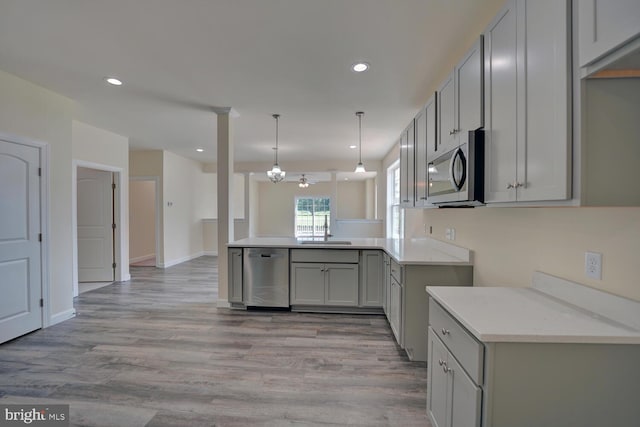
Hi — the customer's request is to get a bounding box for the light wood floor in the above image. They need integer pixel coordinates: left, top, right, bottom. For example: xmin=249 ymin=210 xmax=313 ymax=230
xmin=0 ymin=256 xmax=431 ymax=426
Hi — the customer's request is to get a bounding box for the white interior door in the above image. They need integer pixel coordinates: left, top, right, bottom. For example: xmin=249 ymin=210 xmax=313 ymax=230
xmin=77 ymin=167 xmax=114 ymax=282
xmin=0 ymin=139 xmax=42 ymax=343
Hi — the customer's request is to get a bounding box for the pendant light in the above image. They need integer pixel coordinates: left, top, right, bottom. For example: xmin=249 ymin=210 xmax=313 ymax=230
xmin=267 ymin=114 xmax=286 ymax=183
xmin=354 ymin=111 xmax=366 ymax=173
xmin=298 ymin=174 xmax=310 ymax=188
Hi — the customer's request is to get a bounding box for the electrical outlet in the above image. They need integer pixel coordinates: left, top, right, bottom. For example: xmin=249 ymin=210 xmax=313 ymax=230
xmin=585 ymin=251 xmax=602 ymax=280
xmin=445 ymin=228 xmax=455 ymax=241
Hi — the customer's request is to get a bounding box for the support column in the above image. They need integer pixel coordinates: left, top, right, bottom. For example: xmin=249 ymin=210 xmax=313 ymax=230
xmin=215 ymin=107 xmax=235 ymax=307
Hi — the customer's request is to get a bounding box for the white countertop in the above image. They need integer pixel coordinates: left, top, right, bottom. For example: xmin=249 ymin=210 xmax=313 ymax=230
xmin=426 ymin=281 xmax=640 ymax=344
xmin=228 ymin=237 xmax=472 ymax=266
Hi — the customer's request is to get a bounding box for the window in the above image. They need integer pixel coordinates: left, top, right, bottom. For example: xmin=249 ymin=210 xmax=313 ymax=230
xmin=295 ymin=197 xmax=331 ymax=238
xmin=387 ymin=160 xmax=403 ymax=239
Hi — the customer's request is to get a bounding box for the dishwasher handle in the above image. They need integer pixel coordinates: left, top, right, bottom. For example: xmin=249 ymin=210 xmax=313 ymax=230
xmin=248 ymin=253 xmax=285 ymax=258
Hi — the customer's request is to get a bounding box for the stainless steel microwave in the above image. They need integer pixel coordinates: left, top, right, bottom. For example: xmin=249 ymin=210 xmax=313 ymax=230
xmin=427 ymin=130 xmax=484 ymax=206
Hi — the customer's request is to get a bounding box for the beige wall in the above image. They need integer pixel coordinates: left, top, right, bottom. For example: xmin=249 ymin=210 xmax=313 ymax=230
xmin=257 ymin=181 xmax=333 ymax=237
xmin=337 ymin=181 xmax=366 ymax=219
xmin=407 ymin=207 xmax=640 ymax=302
xmin=0 ymin=69 xmax=75 ymax=321
xmin=129 ymin=180 xmax=156 ymax=261
xmin=130 ymin=150 xmax=165 ymax=265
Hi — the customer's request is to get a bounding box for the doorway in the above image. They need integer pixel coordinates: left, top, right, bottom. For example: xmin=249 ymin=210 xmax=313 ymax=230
xmin=76 ymin=167 xmax=115 ymax=293
xmin=129 ymin=177 xmax=159 ymax=267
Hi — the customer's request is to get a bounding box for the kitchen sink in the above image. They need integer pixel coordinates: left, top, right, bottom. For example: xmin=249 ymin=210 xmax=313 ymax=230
xmin=299 ymin=240 xmax=352 ymax=245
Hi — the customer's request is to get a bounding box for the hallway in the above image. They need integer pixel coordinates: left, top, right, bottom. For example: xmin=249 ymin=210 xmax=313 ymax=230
xmin=0 ymin=256 xmax=430 ymax=426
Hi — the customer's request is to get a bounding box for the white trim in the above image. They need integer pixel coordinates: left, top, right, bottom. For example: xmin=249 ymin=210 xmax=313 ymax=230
xmin=216 ymin=299 xmax=231 ymax=308
xmin=129 ymin=254 xmax=156 ymax=263
xmin=160 ymin=252 xmax=204 ymax=269
xmin=130 ymin=176 xmax=161 ymax=267
xmin=0 ymin=131 xmax=52 ymax=328
xmin=204 ymin=250 xmax=218 ymax=256
xmin=49 ymin=308 xmax=76 ymax=326
xmin=73 ymin=160 xmax=127 ymax=296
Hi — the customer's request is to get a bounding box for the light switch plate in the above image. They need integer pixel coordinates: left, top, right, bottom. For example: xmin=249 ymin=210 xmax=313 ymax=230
xmin=585 ymin=251 xmax=602 ymax=280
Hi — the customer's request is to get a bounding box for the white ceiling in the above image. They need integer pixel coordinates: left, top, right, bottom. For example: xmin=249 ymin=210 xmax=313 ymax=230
xmin=0 ymin=0 xmax=505 ymax=165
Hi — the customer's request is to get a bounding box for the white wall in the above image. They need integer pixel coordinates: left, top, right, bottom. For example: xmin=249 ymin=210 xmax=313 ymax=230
xmin=129 ymin=180 xmax=156 ymax=261
xmin=0 ymin=69 xmax=75 ymax=323
xmin=162 ymin=151 xmax=208 ymax=266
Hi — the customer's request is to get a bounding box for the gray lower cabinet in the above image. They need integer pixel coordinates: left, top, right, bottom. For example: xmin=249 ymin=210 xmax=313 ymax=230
xmin=388 ymin=275 xmax=402 ymax=345
xmin=359 ymin=250 xmax=383 ymax=307
xmin=428 ymin=328 xmax=481 ymax=427
xmin=228 ymin=248 xmax=243 ymax=303
xmin=290 ymin=262 xmax=359 ymax=307
xmin=427 ymin=297 xmax=640 ymax=427
xmin=382 ymin=253 xmax=391 ymax=315
xmin=385 ymin=262 xmax=473 ymax=362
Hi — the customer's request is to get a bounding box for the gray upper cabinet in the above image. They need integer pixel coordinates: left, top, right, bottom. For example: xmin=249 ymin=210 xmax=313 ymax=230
xmin=437 ymin=38 xmax=484 ymax=156
xmin=412 ymin=93 xmax=438 ymax=208
xmin=578 ymin=0 xmax=640 ymax=68
xmin=437 ymin=73 xmax=457 ymax=154
xmin=484 ymin=0 xmax=571 ymax=203
xmin=399 ymin=120 xmax=415 ymax=207
xmin=456 ymin=38 xmax=484 ymax=147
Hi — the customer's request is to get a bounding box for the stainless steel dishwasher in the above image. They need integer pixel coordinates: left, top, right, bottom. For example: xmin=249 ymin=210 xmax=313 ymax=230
xmin=242 ymin=248 xmax=290 ymax=308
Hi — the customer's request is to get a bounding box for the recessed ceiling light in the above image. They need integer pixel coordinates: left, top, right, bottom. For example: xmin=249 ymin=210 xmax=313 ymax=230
xmin=352 ymin=62 xmax=370 ymax=73
xmin=196 ymin=148 xmax=204 ymax=152
xmin=349 ymin=145 xmax=357 ymax=149
xmin=105 ymin=77 xmax=123 ymax=86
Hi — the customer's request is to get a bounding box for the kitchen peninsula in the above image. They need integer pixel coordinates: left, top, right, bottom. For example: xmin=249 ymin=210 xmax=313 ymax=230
xmin=227 ymin=237 xmax=473 ymax=362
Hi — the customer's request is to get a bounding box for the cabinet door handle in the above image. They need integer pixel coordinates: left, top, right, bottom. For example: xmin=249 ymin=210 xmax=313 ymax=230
xmin=449 ymin=129 xmax=459 ymax=135
xmin=506 ymin=182 xmax=514 ymax=189
xmin=438 ymin=359 xmax=444 ymax=366
xmin=441 ymin=328 xmax=450 ymax=336
xmin=442 ymin=362 xmax=452 ymax=373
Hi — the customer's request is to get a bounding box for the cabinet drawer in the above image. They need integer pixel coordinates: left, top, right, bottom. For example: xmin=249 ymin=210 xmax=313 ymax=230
xmin=390 ymin=258 xmax=402 ymax=283
xmin=429 ymin=298 xmax=484 ymax=384
xmin=290 ymin=249 xmax=359 ymax=264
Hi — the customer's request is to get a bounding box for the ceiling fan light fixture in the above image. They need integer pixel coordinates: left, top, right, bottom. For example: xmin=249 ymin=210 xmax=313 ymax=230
xmin=267 ymin=114 xmax=286 ymax=183
xmin=298 ymin=174 xmax=310 ymax=188
xmin=354 ymin=111 xmax=366 ymax=173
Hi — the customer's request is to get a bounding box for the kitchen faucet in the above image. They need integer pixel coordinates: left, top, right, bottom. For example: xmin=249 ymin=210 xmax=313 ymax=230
xmin=323 ymin=214 xmax=332 ymax=241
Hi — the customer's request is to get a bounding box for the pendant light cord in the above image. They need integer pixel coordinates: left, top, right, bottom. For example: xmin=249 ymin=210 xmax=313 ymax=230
xmin=358 ymin=113 xmax=362 ymax=164
xmin=273 ymin=114 xmax=280 ymax=164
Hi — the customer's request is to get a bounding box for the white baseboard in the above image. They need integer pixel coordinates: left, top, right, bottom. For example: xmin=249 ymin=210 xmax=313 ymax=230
xmin=204 ymin=250 xmax=218 ymax=256
xmin=49 ymin=308 xmax=76 ymax=327
xmin=120 ymin=273 xmax=131 ymax=281
xmin=129 ymin=253 xmax=155 ymax=263
xmin=160 ymin=252 xmax=205 ymax=268
xmin=217 ymin=299 xmax=231 ymax=308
